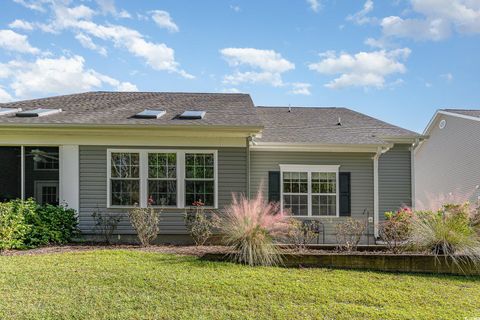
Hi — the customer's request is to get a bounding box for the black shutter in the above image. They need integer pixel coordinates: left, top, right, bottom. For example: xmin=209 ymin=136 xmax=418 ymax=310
xmin=268 ymin=171 xmax=281 ymax=203
xmin=339 ymin=172 xmax=351 ymax=216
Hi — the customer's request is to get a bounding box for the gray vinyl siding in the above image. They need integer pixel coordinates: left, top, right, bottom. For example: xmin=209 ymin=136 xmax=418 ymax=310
xmin=415 ymin=114 xmax=480 ymax=208
xmin=249 ymin=151 xmax=376 ymax=243
xmin=79 ymin=146 xmax=246 ymax=235
xmin=378 ymin=144 xmax=412 ymax=220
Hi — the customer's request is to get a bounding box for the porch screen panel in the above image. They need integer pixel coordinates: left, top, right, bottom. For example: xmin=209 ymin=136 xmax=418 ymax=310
xmin=24 ymin=146 xmax=59 ymax=205
xmin=0 ymin=147 xmax=21 ymax=201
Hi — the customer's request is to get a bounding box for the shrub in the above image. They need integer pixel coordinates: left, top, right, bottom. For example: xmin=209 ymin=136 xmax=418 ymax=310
xmin=380 ymin=207 xmax=414 ymax=253
xmin=406 ymin=202 xmax=480 ymax=267
xmin=286 ymin=219 xmax=321 ymax=250
xmin=128 ymin=206 xmax=160 ymax=246
xmin=184 ymin=201 xmax=219 ymax=246
xmin=219 ymin=192 xmax=291 ymax=266
xmin=335 ymin=218 xmax=367 ymax=252
xmin=0 ymin=200 xmax=32 ymax=249
xmin=0 ymin=199 xmax=78 ymax=250
xmin=91 ymin=208 xmax=122 ymax=244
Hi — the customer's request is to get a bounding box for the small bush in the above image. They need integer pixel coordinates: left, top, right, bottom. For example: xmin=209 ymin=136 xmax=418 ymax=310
xmin=0 ymin=200 xmax=32 ymax=249
xmin=286 ymin=219 xmax=321 ymax=250
xmin=91 ymin=208 xmax=122 ymax=244
xmin=406 ymin=203 xmax=480 ymax=267
xmin=335 ymin=218 xmax=367 ymax=252
xmin=128 ymin=206 xmax=160 ymax=246
xmin=220 ymin=192 xmax=291 ymax=266
xmin=184 ymin=201 xmax=219 ymax=246
xmin=380 ymin=207 xmax=414 ymax=253
xmin=0 ymin=199 xmax=78 ymax=250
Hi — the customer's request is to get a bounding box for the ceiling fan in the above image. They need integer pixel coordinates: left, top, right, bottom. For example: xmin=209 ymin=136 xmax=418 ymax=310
xmin=25 ymin=149 xmax=59 ymax=163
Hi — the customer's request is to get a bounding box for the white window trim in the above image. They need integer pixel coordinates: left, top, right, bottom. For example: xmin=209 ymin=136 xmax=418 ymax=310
xmin=279 ymin=164 xmax=340 ymax=218
xmin=107 ymin=149 xmax=218 ymax=209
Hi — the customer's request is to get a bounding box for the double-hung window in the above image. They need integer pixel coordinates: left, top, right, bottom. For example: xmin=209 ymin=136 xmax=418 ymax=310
xmin=148 ymin=153 xmax=177 ymax=206
xmin=107 ymin=150 xmax=217 ymax=208
xmin=280 ymin=165 xmax=339 ymax=217
xmin=185 ymin=153 xmax=215 ymax=207
xmin=110 ymin=152 xmax=140 ymax=206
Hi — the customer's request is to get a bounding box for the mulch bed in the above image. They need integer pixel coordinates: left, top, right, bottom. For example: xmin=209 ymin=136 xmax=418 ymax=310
xmin=0 ymin=244 xmax=233 ymax=257
xmin=1 ymin=243 xmax=431 ymax=257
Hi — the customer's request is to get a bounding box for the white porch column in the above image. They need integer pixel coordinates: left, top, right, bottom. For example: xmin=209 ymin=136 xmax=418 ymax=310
xmin=59 ymin=145 xmax=79 ymax=212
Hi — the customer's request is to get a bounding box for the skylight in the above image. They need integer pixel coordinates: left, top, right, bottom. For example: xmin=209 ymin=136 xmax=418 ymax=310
xmin=134 ymin=109 xmax=166 ymax=119
xmin=179 ymin=111 xmax=206 ymax=119
xmin=0 ymin=108 xmax=21 ymax=116
xmin=16 ymin=108 xmax=62 ymax=118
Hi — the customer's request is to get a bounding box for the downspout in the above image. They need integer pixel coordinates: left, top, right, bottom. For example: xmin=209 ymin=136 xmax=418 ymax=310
xmin=373 ymin=144 xmax=392 ymax=239
xmin=410 ymin=138 xmax=420 ymax=210
xmin=246 ymin=136 xmax=252 ymax=199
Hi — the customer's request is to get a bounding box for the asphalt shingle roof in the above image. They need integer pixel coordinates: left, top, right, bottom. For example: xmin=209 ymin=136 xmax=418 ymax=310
xmin=0 ymin=92 xmax=420 ymax=144
xmin=255 ymin=106 xmax=419 ymax=144
xmin=442 ymin=109 xmax=480 ymax=118
xmin=0 ymin=91 xmax=262 ymax=128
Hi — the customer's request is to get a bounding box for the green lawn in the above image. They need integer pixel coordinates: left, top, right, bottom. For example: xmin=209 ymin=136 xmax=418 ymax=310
xmin=1 ymin=250 xmax=479 ymax=320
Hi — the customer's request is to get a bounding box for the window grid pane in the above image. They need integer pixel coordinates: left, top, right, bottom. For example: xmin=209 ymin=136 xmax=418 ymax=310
xmin=148 ymin=153 xmax=176 ymax=179
xmin=148 ymin=180 xmax=177 ymax=206
xmin=111 ymin=179 xmax=140 ymax=206
xmin=282 ymin=170 xmax=338 ymax=217
xmin=185 ymin=153 xmax=215 ymax=206
xmin=111 ymin=153 xmax=140 ymax=178
xmin=282 ymin=171 xmax=309 ymax=216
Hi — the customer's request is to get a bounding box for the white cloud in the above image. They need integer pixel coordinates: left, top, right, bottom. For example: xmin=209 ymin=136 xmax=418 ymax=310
xmin=441 ymin=72 xmax=454 ymax=82
xmin=220 ymin=48 xmax=294 ymax=87
xmin=381 ymin=16 xmax=451 ymax=41
xmin=9 ymin=19 xmax=34 ymax=31
xmin=0 ymin=29 xmax=40 ymax=54
xmin=150 ymin=10 xmax=179 ymax=33
xmin=0 ymin=86 xmax=13 ymax=102
xmin=13 ymin=0 xmax=47 ymax=12
xmin=309 ymin=48 xmax=411 ymax=89
xmin=223 ymin=71 xmax=284 ymax=87
xmin=221 ymin=48 xmax=294 ymax=73
xmin=95 ymin=0 xmax=131 ymax=18
xmin=289 ymin=82 xmax=312 ymax=95
xmin=1 ymin=55 xmax=137 ymax=99
xmin=381 ymin=0 xmax=480 ymax=41
xmin=364 ymin=37 xmax=389 ymax=49
xmin=75 ymin=33 xmax=107 ymax=56
xmin=31 ymin=2 xmax=192 ymax=78
xmin=347 ymin=0 xmax=375 ymax=25
xmin=307 ymin=0 xmax=321 ymax=12
xmin=230 ymin=5 xmax=241 ymax=12
xmin=222 ymin=87 xmax=242 ymax=93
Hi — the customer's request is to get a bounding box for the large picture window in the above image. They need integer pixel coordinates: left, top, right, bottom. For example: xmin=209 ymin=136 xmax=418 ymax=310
xmin=110 ymin=152 xmax=140 ymax=206
xmin=107 ymin=150 xmax=217 ymax=208
xmin=280 ymin=165 xmax=339 ymax=217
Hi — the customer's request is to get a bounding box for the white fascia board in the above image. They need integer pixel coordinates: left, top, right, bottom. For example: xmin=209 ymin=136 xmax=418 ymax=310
xmin=251 ymin=142 xmax=384 ymax=153
xmin=423 ymin=110 xmax=480 ymax=136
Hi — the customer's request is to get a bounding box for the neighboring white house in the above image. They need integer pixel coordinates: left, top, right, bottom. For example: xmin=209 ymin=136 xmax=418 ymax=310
xmin=415 ymin=109 xmax=480 ymax=209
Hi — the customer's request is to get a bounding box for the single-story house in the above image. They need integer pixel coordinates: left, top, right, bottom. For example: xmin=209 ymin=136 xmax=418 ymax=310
xmin=0 ymin=92 xmax=421 ymax=244
xmin=415 ymin=109 xmax=480 ymax=209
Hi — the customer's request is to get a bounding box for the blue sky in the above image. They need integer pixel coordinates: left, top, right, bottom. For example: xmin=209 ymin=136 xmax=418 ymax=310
xmin=0 ymin=0 xmax=479 ymax=133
